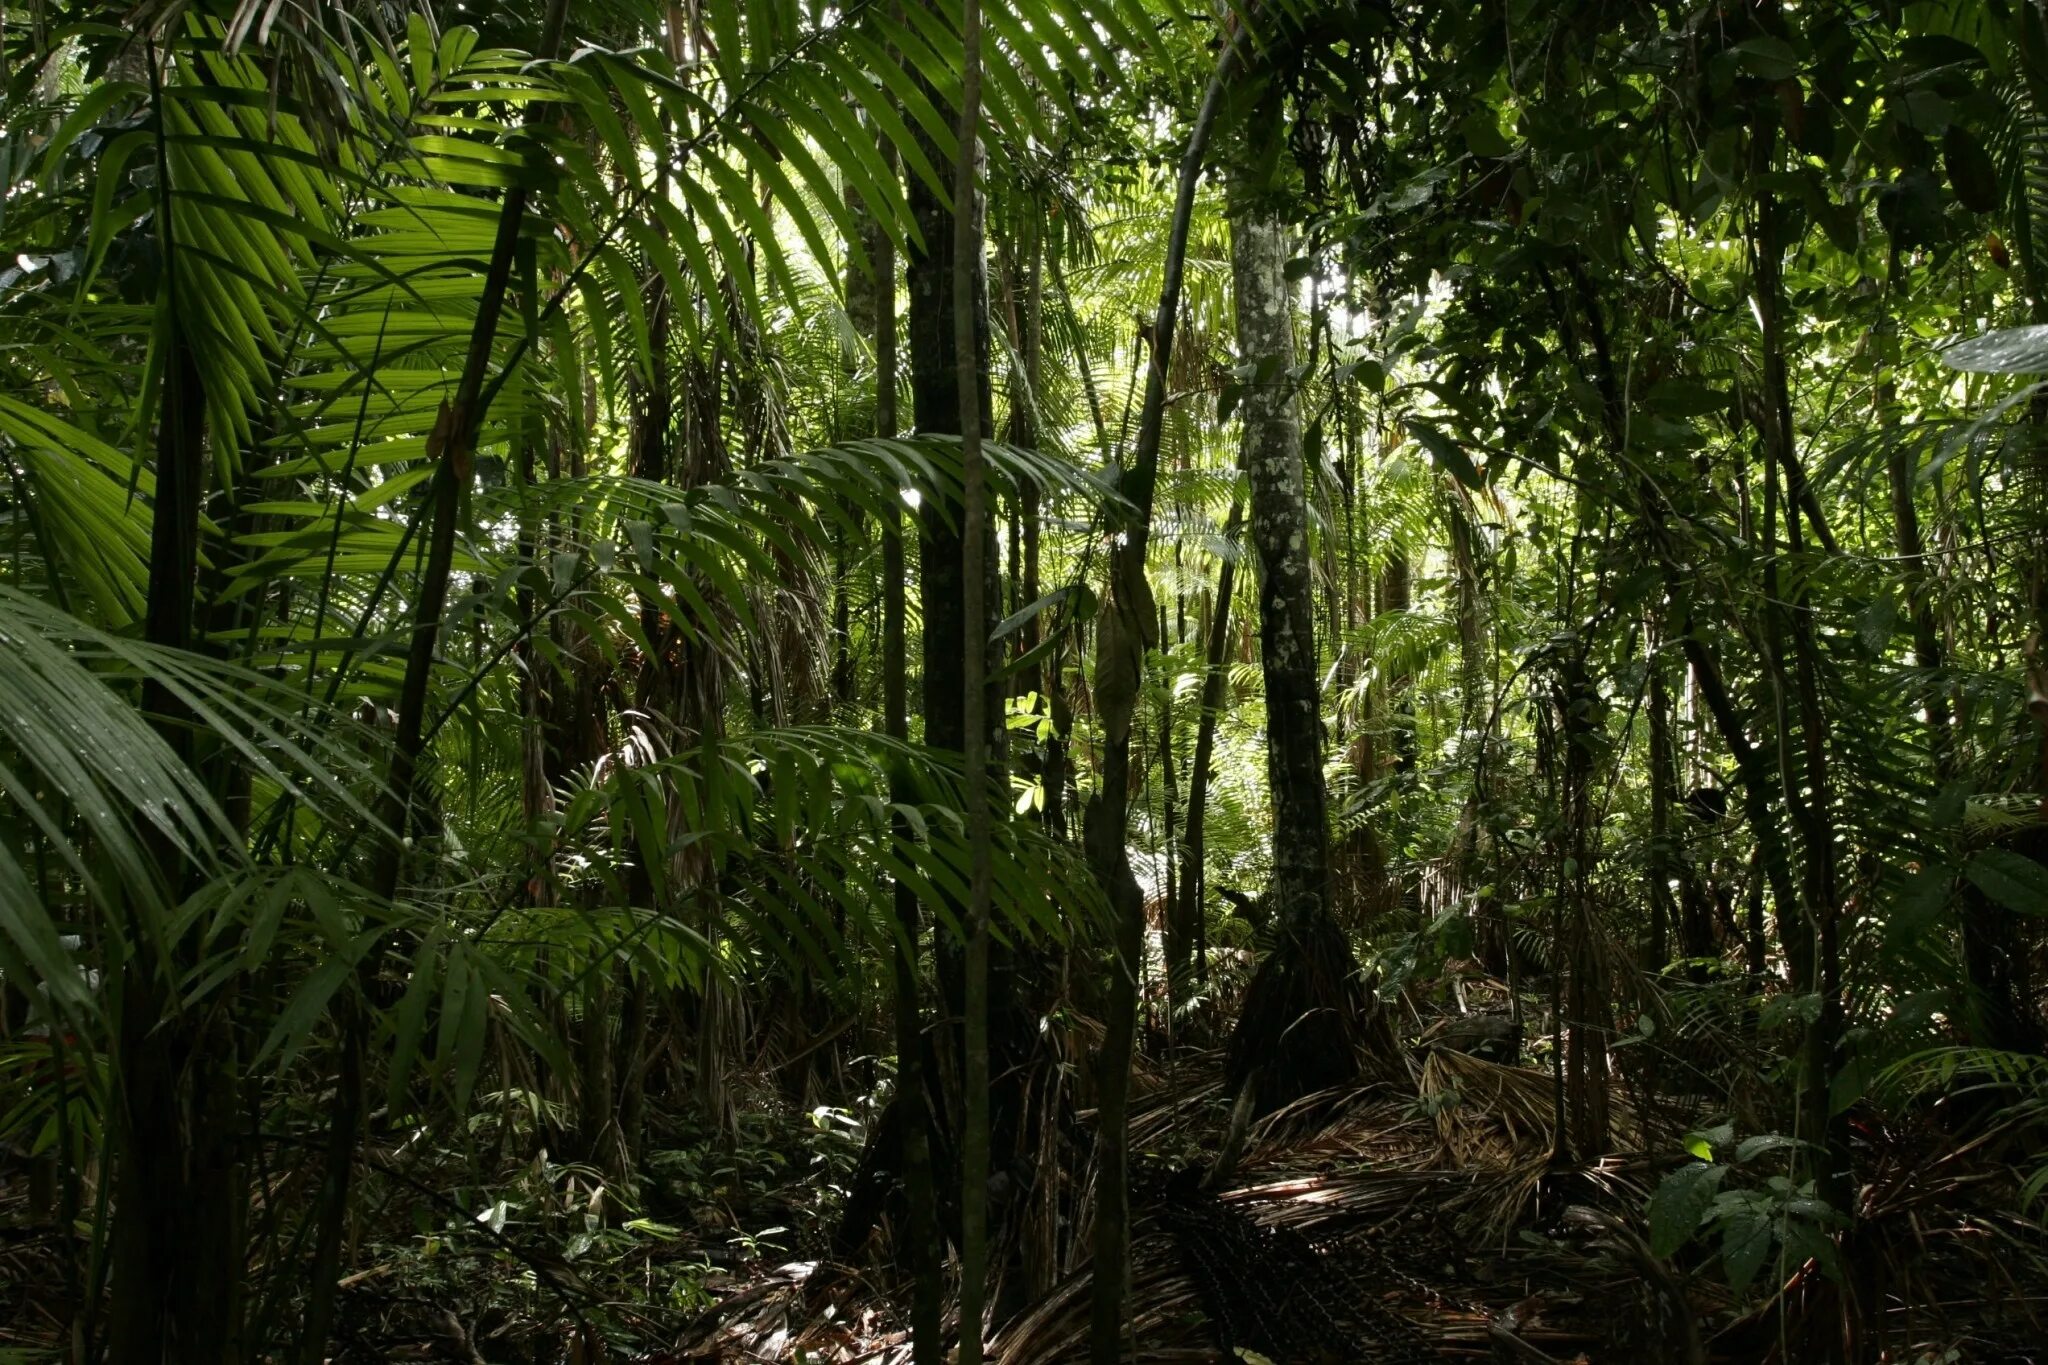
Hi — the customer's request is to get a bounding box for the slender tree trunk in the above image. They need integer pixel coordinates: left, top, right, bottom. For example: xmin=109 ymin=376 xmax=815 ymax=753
xmin=876 ymin=138 xmax=942 ymax=1359
xmin=592 ymin=212 xmax=678 ymax=1186
xmin=1014 ymin=221 xmax=1050 ymax=826
xmin=1555 ymin=649 xmax=1610 ymax=1159
xmin=1750 ymin=112 xmax=1851 ymax=1226
xmin=1884 ymin=405 xmax=1952 ymax=780
xmin=1645 ymin=616 xmax=1678 ymax=973
xmin=834 ymin=166 xmax=879 ymax=709
xmin=1543 ymin=258 xmax=1804 ymax=985
xmin=299 ymin=6 xmax=571 ymax=1356
xmin=950 ymin=4 xmax=993 ymax=1355
xmin=903 ymin=4 xmax=1006 ymax=1343
xmin=1158 ymin=597 xmax=1179 ymax=1019
xmin=1049 ymin=248 xmax=1110 ymax=455
xmin=1884 ymin=387 xmax=2027 ymax=1048
xmin=1445 ymin=489 xmax=1498 ymax=965
xmin=1173 ymin=498 xmax=1242 ymax=989
xmin=1884 ymin=380 xmax=2033 ymax=1048
xmin=2015 ymin=11 xmax=2048 ymax=814
xmin=1380 ymin=553 xmax=1416 ymax=775
xmin=515 ymin=239 xmax=554 ymax=908
xmin=110 ymin=50 xmax=250 ymax=1355
xmin=1449 ymin=488 xmax=1485 ymax=740
xmin=858 ymin=103 xmax=941 ymax=1358
xmin=112 ymin=292 xmax=245 ymax=1365
xmin=1086 ymin=34 xmax=1239 ymax=1361
xmin=1646 ymin=614 xmax=1714 ymax=970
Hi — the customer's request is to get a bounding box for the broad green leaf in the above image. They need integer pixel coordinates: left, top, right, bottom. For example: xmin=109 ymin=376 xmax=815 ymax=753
xmin=1647 ymin=1160 xmax=1724 ymax=1257
xmin=1734 ymin=1133 xmax=1802 ymax=1164
xmin=1964 ymin=849 xmax=2048 ymax=916
xmin=386 ymin=930 xmax=445 ymax=1114
xmin=256 ymin=937 xmax=372 ymax=1072
xmin=1409 ymin=421 xmax=1485 ymax=488
xmin=1720 ymin=1207 xmax=1774 ymax=1295
xmin=1939 ymin=326 xmax=2048 ymax=374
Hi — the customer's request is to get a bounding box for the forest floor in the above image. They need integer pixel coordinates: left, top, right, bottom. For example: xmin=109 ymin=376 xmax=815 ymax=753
xmin=321 ymin=1041 xmax=2048 ymax=1363
xmin=324 ymin=1046 xmax=1667 ymax=1365
xmin=5 ymin=1015 xmax=2046 ymax=1363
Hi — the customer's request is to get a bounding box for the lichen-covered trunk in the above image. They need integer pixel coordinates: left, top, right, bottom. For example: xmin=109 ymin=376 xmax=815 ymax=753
xmin=1234 ymin=207 xmax=1320 ymax=937
xmin=1223 ymin=201 xmax=1395 ymax=1114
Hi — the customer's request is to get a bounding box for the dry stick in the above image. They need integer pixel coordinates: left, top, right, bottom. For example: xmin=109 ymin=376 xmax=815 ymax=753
xmin=952 ymin=0 xmax=991 ymax=1358
xmin=1087 ymin=24 xmax=1244 ymax=1365
xmin=296 ymin=4 xmax=570 ymax=1360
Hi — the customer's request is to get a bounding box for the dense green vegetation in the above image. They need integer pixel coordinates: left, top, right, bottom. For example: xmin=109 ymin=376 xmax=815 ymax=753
xmin=4 ymin=0 xmax=2048 ymax=1361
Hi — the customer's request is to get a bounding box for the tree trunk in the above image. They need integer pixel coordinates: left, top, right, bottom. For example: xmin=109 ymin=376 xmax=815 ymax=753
xmin=1380 ymin=553 xmax=1417 ymax=776
xmin=949 ymin=9 xmax=993 ymax=1355
xmin=591 ymin=217 xmax=678 ymax=1186
xmin=1085 ymin=36 xmax=1238 ymax=1361
xmin=1172 ymin=498 xmax=1242 ymax=989
xmin=111 ymin=285 xmax=246 ymax=1365
xmin=875 ymin=135 xmax=943 ymax=1359
xmin=1234 ymin=199 xmax=1321 ymax=944
xmin=300 ymin=5 xmax=572 ymax=1354
xmin=1555 ymin=650 xmax=1611 ymax=1159
xmin=1646 ymin=614 xmax=1714 ymax=970
xmin=1750 ymin=116 xmax=1851 ymax=1224
xmin=1884 ymin=400 xmax=1952 ymax=780
xmin=1445 ymin=489 xmax=1498 ymax=968
xmin=1541 ymin=257 xmax=1804 ymax=990
xmin=1881 ymin=384 xmax=2033 ymax=1049
xmin=1223 ymin=192 xmax=1397 ymax=1115
xmin=1645 ymin=616 xmax=1679 ymax=973
xmin=906 ymin=28 xmax=1005 ymax=1347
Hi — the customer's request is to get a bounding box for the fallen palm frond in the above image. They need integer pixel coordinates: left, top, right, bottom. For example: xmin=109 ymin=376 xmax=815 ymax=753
xmin=1420 ymin=1047 xmax=1642 ymax=1170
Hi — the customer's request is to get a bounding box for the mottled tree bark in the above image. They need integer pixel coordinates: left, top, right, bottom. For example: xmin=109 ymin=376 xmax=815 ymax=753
xmin=1223 ymin=199 xmax=1396 ymax=1113
xmin=1234 ymin=206 xmax=1320 ymax=939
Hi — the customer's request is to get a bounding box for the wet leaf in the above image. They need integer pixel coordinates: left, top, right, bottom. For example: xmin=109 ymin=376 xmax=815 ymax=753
xmin=1940 ymin=325 xmax=2048 ymax=375
xmin=1648 ymin=1161 xmax=1725 ymax=1257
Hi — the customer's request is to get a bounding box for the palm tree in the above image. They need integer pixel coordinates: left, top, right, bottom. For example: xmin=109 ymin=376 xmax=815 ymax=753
xmin=0 ymin=1 xmax=1144 ymax=1357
